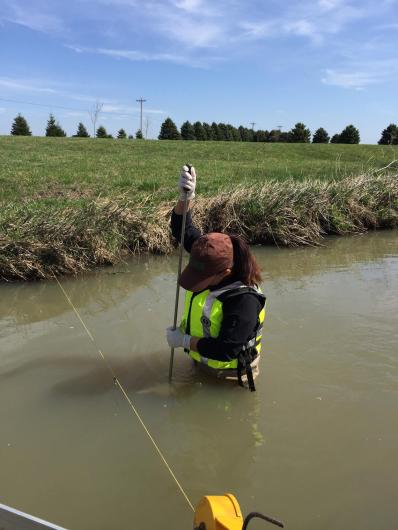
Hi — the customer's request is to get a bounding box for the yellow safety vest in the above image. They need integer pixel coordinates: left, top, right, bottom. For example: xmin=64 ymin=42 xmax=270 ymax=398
xmin=180 ymin=281 xmax=266 ymax=370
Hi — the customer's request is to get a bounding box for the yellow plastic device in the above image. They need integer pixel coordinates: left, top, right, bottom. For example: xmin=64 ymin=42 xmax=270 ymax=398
xmin=194 ymin=494 xmax=244 ymax=530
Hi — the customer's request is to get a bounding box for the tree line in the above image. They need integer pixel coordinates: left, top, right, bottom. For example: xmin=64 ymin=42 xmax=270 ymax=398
xmin=7 ymin=113 xmax=398 ymax=145
xmin=159 ymin=118 xmax=366 ymax=144
xmin=158 ymin=118 xmax=398 ymax=145
xmin=9 ymin=114 xmax=143 ymax=139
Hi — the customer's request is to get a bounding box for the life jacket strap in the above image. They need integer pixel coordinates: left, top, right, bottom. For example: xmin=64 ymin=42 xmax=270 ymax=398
xmin=237 ymin=350 xmax=256 ymax=392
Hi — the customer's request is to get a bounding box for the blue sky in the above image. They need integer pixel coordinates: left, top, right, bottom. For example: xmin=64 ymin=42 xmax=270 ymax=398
xmin=0 ymin=0 xmax=397 ymax=142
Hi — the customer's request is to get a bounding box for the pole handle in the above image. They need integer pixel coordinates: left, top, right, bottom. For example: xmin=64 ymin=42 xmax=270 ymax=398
xmin=183 ymin=163 xmax=192 ymax=192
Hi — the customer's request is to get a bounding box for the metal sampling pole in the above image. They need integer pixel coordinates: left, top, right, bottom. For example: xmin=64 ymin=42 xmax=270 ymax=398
xmin=168 ymin=165 xmax=191 ymax=382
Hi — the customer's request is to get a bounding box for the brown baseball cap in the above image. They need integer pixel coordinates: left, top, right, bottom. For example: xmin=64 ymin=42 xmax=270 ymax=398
xmin=179 ymin=232 xmax=234 ymax=292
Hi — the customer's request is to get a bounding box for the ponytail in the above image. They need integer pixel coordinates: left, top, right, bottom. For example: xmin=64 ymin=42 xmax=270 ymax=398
xmin=229 ymin=234 xmax=262 ymax=287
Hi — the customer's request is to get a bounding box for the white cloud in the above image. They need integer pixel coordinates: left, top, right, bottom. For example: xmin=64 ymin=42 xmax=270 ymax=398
xmin=65 ymin=45 xmax=84 ymax=53
xmin=0 ymin=75 xmax=114 ymax=106
xmin=0 ymin=78 xmax=57 ymax=93
xmin=173 ymin=0 xmax=203 ymax=12
xmin=284 ymin=19 xmax=321 ymax=43
xmin=0 ymin=1 xmax=63 ymax=33
xmin=89 ymin=0 xmax=138 ymax=6
xmin=149 ymin=3 xmax=226 ymax=49
xmin=2 ymin=0 xmax=393 ymax=53
xmin=169 ymin=22 xmax=222 ymax=48
xmin=239 ymin=21 xmax=274 ymax=39
xmin=93 ymin=47 xmax=194 ymax=65
xmin=0 ymin=76 xmax=166 ymax=115
xmin=2 ymin=0 xmax=398 ymax=75
xmin=322 ymin=69 xmax=377 ymax=88
xmin=66 ymin=44 xmax=221 ymax=67
xmin=232 ymin=1 xmax=377 ymax=47
xmin=279 ymin=1 xmax=369 ymax=44
xmin=318 ymin=0 xmax=343 ymax=11
xmin=322 ymin=60 xmax=398 ymax=88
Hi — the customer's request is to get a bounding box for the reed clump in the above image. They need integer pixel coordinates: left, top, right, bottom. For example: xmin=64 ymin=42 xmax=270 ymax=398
xmin=193 ymin=173 xmax=398 ymax=245
xmin=0 ymin=197 xmax=171 ymax=281
xmin=0 ymin=173 xmax=397 ymax=281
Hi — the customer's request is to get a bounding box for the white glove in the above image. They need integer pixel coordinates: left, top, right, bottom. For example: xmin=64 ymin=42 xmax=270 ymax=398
xmin=166 ymin=326 xmax=191 ymax=349
xmin=178 ymin=165 xmax=196 ymax=200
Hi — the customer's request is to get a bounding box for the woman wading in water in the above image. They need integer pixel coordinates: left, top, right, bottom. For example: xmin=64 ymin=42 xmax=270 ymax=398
xmin=166 ymin=166 xmax=266 ymax=391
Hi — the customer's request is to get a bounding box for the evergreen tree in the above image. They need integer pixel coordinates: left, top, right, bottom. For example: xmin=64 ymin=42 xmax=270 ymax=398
xmin=117 ymin=128 xmax=127 ymax=139
xmin=289 ymin=122 xmax=311 ymax=143
xmin=135 ymin=129 xmax=143 ymax=139
xmin=193 ymin=121 xmax=206 ymax=141
xmin=238 ymin=126 xmax=252 ymax=142
xmin=247 ymin=128 xmax=255 ymax=142
xmin=74 ymin=122 xmax=89 ymax=137
xmin=96 ymin=125 xmax=108 ymax=138
xmin=254 ymin=130 xmax=267 ymax=142
xmin=211 ymin=122 xmax=221 ymax=141
xmin=312 ymin=127 xmax=330 ymax=143
xmin=378 ymin=123 xmax=398 ymax=145
xmin=330 ymin=134 xmax=340 ymax=144
xmin=158 ymin=118 xmax=181 ymax=140
xmin=46 ymin=114 xmax=66 ymax=137
xmin=268 ymin=129 xmax=281 ymax=142
xmin=11 ymin=114 xmax=32 ymax=136
xmin=46 ymin=114 xmax=57 ymax=137
xmin=238 ymin=126 xmax=247 ymax=141
xmin=218 ymin=123 xmax=233 ymax=141
xmin=279 ymin=132 xmax=290 ymax=142
xmin=227 ymin=125 xmax=240 ymax=141
xmin=203 ymin=122 xmax=213 ymax=140
xmin=226 ymin=124 xmax=236 ymax=141
xmin=128 ymin=134 xmax=134 ymax=139
xmin=339 ymin=124 xmax=360 ymax=144
xmin=215 ymin=123 xmax=224 ymax=141
xmin=181 ymin=121 xmax=196 ymax=140
xmin=233 ymin=126 xmax=241 ymax=141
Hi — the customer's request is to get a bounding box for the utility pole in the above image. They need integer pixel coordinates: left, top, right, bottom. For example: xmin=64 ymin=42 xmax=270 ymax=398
xmin=136 ymin=97 xmax=147 ymax=137
xmin=250 ymin=122 xmax=256 ymax=130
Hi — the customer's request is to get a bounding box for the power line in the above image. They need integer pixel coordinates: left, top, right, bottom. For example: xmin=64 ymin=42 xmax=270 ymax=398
xmin=0 ymin=96 xmax=87 ymax=113
xmin=0 ymin=96 xmax=149 ymax=118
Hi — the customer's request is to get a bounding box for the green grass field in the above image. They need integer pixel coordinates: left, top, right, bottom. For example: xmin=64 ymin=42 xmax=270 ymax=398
xmin=1 ymin=136 xmax=397 ymax=281
xmin=1 ymin=136 xmax=397 ymax=203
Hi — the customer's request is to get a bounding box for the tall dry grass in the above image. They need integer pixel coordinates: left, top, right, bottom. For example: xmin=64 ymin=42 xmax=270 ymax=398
xmin=1 ymin=173 xmax=397 ymax=281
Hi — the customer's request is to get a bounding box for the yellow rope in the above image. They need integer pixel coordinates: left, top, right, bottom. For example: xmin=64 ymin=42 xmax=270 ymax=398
xmin=54 ymin=276 xmax=195 ymax=513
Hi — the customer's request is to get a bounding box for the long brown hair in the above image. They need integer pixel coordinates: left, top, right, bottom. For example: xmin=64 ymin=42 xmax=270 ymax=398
xmin=229 ymin=234 xmax=262 ymax=286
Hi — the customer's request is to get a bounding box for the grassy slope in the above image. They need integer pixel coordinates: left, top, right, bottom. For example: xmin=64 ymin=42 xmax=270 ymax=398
xmin=1 ymin=136 xmax=398 ymax=203
xmin=0 ymin=136 xmax=397 ymax=281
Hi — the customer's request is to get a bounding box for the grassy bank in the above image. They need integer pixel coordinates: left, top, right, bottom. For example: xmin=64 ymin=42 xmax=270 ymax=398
xmin=1 ymin=136 xmax=398 ymax=203
xmin=1 ymin=171 xmax=397 ymax=281
xmin=1 ymin=137 xmax=397 ymax=280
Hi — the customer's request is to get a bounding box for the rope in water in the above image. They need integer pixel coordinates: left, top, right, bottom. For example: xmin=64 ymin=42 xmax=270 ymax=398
xmin=54 ymin=275 xmax=195 ymax=513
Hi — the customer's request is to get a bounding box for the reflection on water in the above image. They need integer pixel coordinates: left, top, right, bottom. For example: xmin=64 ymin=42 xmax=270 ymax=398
xmin=2 ymin=231 xmax=396 ymax=327
xmin=0 ymin=231 xmax=397 ymax=530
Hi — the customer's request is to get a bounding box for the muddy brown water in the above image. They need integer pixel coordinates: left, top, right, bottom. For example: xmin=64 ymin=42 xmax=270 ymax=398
xmin=0 ymin=232 xmax=397 ymax=530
